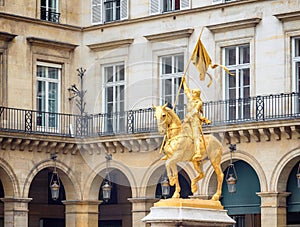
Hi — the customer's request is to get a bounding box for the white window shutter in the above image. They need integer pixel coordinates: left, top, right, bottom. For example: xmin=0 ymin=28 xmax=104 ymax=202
xmin=92 ymin=0 xmax=102 ymax=24
xmin=180 ymin=0 xmax=190 ymax=10
xmin=121 ymin=0 xmax=128 ymax=20
xmin=212 ymin=0 xmax=223 ymax=4
xmin=149 ymin=0 xmax=160 ymax=15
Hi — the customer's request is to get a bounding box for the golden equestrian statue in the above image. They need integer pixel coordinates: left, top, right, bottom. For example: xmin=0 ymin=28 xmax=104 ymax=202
xmin=153 ymin=33 xmax=233 ymax=202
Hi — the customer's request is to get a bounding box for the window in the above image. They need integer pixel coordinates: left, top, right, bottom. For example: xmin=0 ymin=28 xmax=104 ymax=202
xmin=103 ymin=63 xmax=125 ymax=134
xmin=223 ymin=44 xmax=250 ymax=121
xmin=292 ymin=37 xmax=300 ymax=112
xmin=160 ymin=54 xmax=184 ymax=118
xmin=41 ymin=0 xmax=60 ymax=23
xmin=150 ymin=0 xmax=190 ymax=15
xmin=36 ymin=62 xmax=61 ymax=129
xmin=92 ymin=0 xmax=128 ymax=24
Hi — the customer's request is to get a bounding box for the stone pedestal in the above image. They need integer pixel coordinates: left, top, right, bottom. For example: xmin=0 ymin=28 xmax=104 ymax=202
xmin=142 ymin=198 xmax=235 ymax=227
xmin=63 ymin=200 xmax=102 ymax=227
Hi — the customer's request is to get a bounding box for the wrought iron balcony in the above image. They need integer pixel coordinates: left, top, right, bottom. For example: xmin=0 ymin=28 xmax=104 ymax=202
xmin=40 ymin=8 xmax=60 ymax=23
xmin=0 ymin=92 xmax=299 ymax=138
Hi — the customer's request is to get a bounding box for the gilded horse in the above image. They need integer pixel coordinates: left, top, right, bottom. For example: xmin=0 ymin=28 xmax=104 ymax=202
xmin=153 ymin=103 xmax=224 ymax=201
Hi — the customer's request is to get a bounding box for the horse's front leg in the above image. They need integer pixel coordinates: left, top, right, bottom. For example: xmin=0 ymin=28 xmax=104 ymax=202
xmin=191 ymin=161 xmax=205 ymax=194
xmin=171 ymin=164 xmax=180 ymax=198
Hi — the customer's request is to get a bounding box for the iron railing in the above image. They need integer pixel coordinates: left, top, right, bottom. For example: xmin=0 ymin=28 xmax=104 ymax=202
xmin=40 ymin=8 xmax=60 ymax=23
xmin=0 ymin=92 xmax=299 ymax=137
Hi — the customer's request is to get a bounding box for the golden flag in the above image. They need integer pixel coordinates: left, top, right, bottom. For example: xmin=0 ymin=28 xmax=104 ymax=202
xmin=191 ymin=38 xmax=233 ymax=87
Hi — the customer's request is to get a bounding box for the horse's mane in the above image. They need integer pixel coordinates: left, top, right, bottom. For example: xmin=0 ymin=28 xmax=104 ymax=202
xmin=165 ymin=107 xmax=182 ymax=126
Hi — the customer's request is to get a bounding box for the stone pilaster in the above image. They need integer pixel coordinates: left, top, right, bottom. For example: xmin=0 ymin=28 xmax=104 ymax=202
xmin=257 ymin=192 xmax=291 ymax=227
xmin=0 ymin=197 xmax=32 ymax=227
xmin=128 ymin=197 xmax=159 ymax=227
xmin=63 ymin=200 xmax=102 ymax=227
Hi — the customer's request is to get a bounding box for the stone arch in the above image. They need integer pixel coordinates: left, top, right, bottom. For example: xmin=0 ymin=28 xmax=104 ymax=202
xmin=203 ymin=149 xmax=268 ymax=196
xmin=270 ymin=147 xmax=300 ymax=192
xmin=142 ymin=160 xmax=196 ymax=198
xmin=23 ymin=159 xmax=81 ymax=200
xmin=84 ymin=159 xmax=137 ymax=200
xmin=0 ymin=158 xmax=20 ymax=197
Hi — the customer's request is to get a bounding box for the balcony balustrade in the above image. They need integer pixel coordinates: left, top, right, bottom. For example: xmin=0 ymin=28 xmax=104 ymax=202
xmin=0 ymin=92 xmax=299 ymax=138
xmin=40 ymin=8 xmax=60 ymax=23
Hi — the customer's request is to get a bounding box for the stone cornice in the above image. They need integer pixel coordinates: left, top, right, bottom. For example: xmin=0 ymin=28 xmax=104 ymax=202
xmin=0 ymin=12 xmax=81 ymax=31
xmin=274 ymin=11 xmax=300 ymax=22
xmin=0 ymin=119 xmax=299 ymax=154
xmin=83 ymin=0 xmax=265 ymax=32
xmin=144 ymin=28 xmax=194 ymax=42
xmin=27 ymin=37 xmax=78 ymax=51
xmin=207 ymin=17 xmax=261 ymax=33
xmin=87 ymin=38 xmax=134 ymax=51
xmin=0 ymin=31 xmax=17 ymax=42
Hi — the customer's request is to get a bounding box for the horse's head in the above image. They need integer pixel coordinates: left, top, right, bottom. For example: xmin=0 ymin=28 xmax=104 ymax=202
xmin=153 ymin=103 xmax=171 ymax=135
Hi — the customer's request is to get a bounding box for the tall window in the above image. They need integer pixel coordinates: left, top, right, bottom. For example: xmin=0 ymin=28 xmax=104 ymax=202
xmin=293 ymin=37 xmax=300 ymax=112
xmin=92 ymin=0 xmax=128 ymax=24
xmin=103 ymin=63 xmax=125 ymax=133
xmin=36 ymin=63 xmax=61 ymax=129
xmin=149 ymin=0 xmax=190 ymax=15
xmin=162 ymin=0 xmax=180 ymax=12
xmin=223 ymin=44 xmax=250 ymax=121
xmin=160 ymin=54 xmax=184 ymax=118
xmin=41 ymin=0 xmax=60 ymax=23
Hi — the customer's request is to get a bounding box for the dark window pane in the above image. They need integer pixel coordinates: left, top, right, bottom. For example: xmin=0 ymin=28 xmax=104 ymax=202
xmin=239 ymin=45 xmax=250 ymax=64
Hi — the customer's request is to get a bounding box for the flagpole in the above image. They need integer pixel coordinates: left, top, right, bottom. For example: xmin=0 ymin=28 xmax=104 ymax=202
xmin=159 ymin=27 xmax=205 ymax=157
xmin=173 ymin=26 xmax=205 ymax=109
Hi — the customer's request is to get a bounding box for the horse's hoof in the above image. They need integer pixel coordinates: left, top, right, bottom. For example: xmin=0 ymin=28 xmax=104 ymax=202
xmin=172 ymin=193 xmax=180 ymax=198
xmin=211 ymin=195 xmax=220 ymax=201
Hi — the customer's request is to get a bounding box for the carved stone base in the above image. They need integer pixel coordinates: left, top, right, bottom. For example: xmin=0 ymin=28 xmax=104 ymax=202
xmin=142 ymin=199 xmax=235 ymax=227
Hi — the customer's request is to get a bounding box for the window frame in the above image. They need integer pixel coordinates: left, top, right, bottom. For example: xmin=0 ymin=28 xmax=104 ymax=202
xmin=91 ymin=0 xmax=128 ymax=25
xmin=40 ymin=0 xmax=60 ymax=23
xmin=36 ymin=61 xmax=61 ymax=130
xmin=160 ymin=53 xmax=185 ymax=117
xmin=292 ymin=37 xmax=300 ymax=92
xmin=149 ymin=0 xmax=190 ymax=15
xmin=102 ymin=62 xmax=126 ymax=134
xmin=222 ymin=44 xmax=251 ymax=121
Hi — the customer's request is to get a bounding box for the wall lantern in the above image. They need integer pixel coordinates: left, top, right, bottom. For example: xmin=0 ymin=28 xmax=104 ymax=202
xmin=102 ymin=153 xmax=112 ymax=202
xmin=49 ymin=153 xmax=60 ymax=200
xmin=161 ymin=177 xmax=170 ymax=199
xmin=226 ymin=144 xmax=238 ymax=193
xmin=297 ymin=163 xmax=300 ymax=189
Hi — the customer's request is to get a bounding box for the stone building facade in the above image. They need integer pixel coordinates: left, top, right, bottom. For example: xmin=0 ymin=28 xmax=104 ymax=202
xmin=0 ymin=0 xmax=300 ymax=226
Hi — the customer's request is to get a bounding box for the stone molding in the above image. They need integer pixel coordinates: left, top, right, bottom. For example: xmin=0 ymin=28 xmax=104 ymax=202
xmin=87 ymin=38 xmax=134 ymax=51
xmin=207 ymin=17 xmax=261 ymax=33
xmin=0 ymin=32 xmax=17 ymax=42
xmin=0 ymin=121 xmax=299 ymax=153
xmin=27 ymin=37 xmax=78 ymax=51
xmin=274 ymin=11 xmax=300 ymax=22
xmin=144 ymin=28 xmax=194 ymax=42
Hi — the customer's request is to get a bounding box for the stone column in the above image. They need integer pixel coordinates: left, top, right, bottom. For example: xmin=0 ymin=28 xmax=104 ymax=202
xmin=0 ymin=197 xmax=32 ymax=227
xmin=257 ymin=192 xmax=290 ymax=227
xmin=63 ymin=200 xmax=102 ymax=227
xmin=128 ymin=198 xmax=159 ymax=227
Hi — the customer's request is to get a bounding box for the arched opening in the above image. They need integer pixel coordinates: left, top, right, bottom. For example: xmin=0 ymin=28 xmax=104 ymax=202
xmin=287 ymin=162 xmax=300 ymax=225
xmin=221 ymin=160 xmax=261 ymax=226
xmin=155 ymin=168 xmax=192 ymax=199
xmin=28 ymin=169 xmax=66 ymax=227
xmin=0 ymin=180 xmax=4 ymax=226
xmin=98 ymin=169 xmax=132 ymax=227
